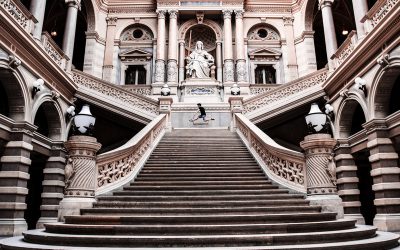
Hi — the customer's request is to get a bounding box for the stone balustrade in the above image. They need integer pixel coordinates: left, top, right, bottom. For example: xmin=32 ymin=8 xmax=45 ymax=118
xmin=249 ymin=84 xmax=278 ymax=96
xmin=41 ymin=31 xmax=69 ymax=69
xmin=95 ymin=114 xmax=166 ymax=195
xmin=362 ymin=0 xmax=399 ymax=31
xmin=235 ymin=113 xmax=306 ymax=193
xmin=331 ymin=31 xmax=357 ymax=69
xmin=243 ymin=68 xmax=328 ymax=116
xmin=121 ymin=85 xmax=152 ymax=96
xmin=0 ymin=0 xmax=37 ymax=34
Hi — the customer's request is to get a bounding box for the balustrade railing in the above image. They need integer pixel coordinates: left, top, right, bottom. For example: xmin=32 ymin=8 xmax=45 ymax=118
xmin=363 ymin=0 xmax=399 ymax=31
xmin=0 ymin=0 xmax=36 ymax=34
xmin=41 ymin=32 xmax=69 ymax=69
xmin=235 ymin=113 xmax=306 ymax=193
xmin=72 ymin=70 xmax=159 ymax=117
xmin=331 ymin=31 xmax=357 ymax=69
xmin=243 ymin=68 xmax=328 ymax=115
xmin=121 ymin=85 xmax=152 ymax=96
xmin=96 ymin=114 xmax=166 ymax=195
xmin=249 ymin=84 xmax=278 ymax=96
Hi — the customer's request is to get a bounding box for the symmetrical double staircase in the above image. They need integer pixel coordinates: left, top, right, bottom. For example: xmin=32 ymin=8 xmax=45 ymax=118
xmin=1 ymin=129 xmax=399 ymax=249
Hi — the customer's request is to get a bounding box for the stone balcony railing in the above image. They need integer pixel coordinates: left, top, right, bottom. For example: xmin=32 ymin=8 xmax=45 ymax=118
xmin=362 ymin=0 xmax=399 ymax=31
xmin=41 ymin=31 xmax=69 ymax=69
xmin=243 ymin=68 xmax=328 ymax=118
xmin=331 ymin=31 xmax=358 ymax=69
xmin=249 ymin=84 xmax=279 ymax=96
xmin=0 ymin=0 xmax=36 ymax=34
xmin=235 ymin=113 xmax=306 ymax=193
xmin=121 ymin=85 xmax=152 ymax=96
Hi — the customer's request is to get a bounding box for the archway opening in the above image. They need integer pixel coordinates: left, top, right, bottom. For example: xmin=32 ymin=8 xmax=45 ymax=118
xmin=0 ymin=81 xmax=10 ymax=117
xmin=339 ymin=99 xmax=366 ymax=138
xmin=0 ymin=69 xmax=26 ymax=121
xmin=374 ymin=67 xmax=400 ymax=118
xmin=389 ymin=75 xmax=400 ymax=115
xmin=34 ymin=102 xmax=62 ymax=140
xmin=125 ymin=65 xmax=146 ymax=85
xmin=350 ymin=104 xmax=366 ymax=136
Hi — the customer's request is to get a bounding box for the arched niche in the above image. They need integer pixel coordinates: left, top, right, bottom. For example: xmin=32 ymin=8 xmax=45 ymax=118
xmin=179 ymin=19 xmax=222 ymax=42
xmin=337 ymin=96 xmax=368 ymax=138
xmin=32 ymin=98 xmax=64 ymax=141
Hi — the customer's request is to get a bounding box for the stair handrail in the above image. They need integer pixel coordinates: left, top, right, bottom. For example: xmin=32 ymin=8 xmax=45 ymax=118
xmin=95 ymin=114 xmax=167 ymax=195
xmin=235 ymin=113 xmax=307 ymax=193
xmin=242 ymin=68 xmax=328 ymax=116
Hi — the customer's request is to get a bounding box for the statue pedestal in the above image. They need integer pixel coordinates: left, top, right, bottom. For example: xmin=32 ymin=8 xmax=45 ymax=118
xmin=180 ymin=78 xmax=222 ymax=103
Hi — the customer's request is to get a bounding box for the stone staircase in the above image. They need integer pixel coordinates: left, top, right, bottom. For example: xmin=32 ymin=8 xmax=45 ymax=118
xmin=1 ymin=129 xmax=399 ymax=249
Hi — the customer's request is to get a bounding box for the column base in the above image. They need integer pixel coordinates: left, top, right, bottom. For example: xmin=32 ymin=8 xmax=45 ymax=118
xmin=344 ymin=213 xmax=365 ymax=225
xmin=58 ymin=197 xmax=95 ymax=222
xmin=0 ymin=218 xmax=27 ymax=236
xmin=374 ymin=213 xmax=400 ymax=233
xmin=307 ymin=195 xmax=344 ymax=219
xmin=36 ymin=217 xmax=58 ymax=229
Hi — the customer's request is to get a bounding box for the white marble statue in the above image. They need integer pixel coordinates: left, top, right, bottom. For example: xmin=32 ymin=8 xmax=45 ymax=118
xmin=186 ymin=41 xmax=215 ymax=79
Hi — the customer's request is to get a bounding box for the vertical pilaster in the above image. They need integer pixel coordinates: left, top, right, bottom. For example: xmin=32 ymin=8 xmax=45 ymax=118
xmin=334 ymin=141 xmax=364 ymax=224
xmin=319 ymin=0 xmax=338 ymax=70
xmin=351 ymin=0 xmax=368 ymax=39
xmin=178 ymin=40 xmax=185 ymax=83
xmin=102 ymin=17 xmax=118 ymax=83
xmin=155 ymin=10 xmax=167 ymax=84
xmin=0 ymin=122 xmax=35 ymax=236
xmin=62 ymin=0 xmax=81 ymax=71
xmin=216 ymin=41 xmax=223 ymax=82
xmin=364 ymin=119 xmax=400 ymax=232
xmin=223 ymin=10 xmax=234 ymax=84
xmin=167 ymin=10 xmax=178 ymax=86
xmin=30 ymin=0 xmax=47 ymax=40
xmin=283 ymin=16 xmax=298 ymax=81
xmin=234 ymin=10 xmax=247 ymax=83
xmin=36 ymin=144 xmax=66 ymax=228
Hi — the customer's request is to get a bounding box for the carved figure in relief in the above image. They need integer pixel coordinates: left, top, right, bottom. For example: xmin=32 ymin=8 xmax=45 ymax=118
xmin=64 ymin=157 xmax=75 ymax=191
xmin=186 ymin=41 xmax=214 ymax=79
xmin=327 ymin=154 xmax=337 ymax=185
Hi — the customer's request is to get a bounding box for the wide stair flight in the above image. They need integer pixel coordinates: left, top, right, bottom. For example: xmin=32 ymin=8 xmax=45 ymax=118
xmin=1 ymin=129 xmax=399 ymax=249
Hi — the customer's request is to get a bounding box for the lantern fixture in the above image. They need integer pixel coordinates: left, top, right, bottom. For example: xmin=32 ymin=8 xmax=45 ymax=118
xmin=305 ymin=103 xmax=330 ymax=134
xmin=73 ymin=104 xmax=96 ymax=136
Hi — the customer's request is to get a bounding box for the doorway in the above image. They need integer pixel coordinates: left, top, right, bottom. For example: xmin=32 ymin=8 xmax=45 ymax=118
xmin=125 ymin=65 xmax=146 ymax=85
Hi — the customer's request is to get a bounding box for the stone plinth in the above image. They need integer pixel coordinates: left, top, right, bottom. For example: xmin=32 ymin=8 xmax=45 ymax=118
xmin=58 ymin=136 xmax=101 ymax=221
xmin=180 ymin=78 xmax=222 ymax=103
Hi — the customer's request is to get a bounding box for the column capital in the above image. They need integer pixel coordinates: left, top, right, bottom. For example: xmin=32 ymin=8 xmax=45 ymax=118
xmin=283 ymin=16 xmax=294 ymax=26
xmin=156 ymin=9 xmax=167 ymax=19
xmin=319 ymin=0 xmax=334 ymax=9
xmin=65 ymin=0 xmax=81 ymax=9
xmin=223 ymin=10 xmax=233 ymax=19
xmin=178 ymin=40 xmax=185 ymax=45
xmin=234 ymin=9 xmax=244 ymax=19
xmin=106 ymin=17 xmax=118 ymax=26
xmin=168 ymin=9 xmax=178 ymax=19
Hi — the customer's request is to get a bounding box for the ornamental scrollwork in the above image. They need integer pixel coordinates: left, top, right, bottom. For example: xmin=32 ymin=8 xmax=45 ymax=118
xmin=0 ymin=0 xmax=29 ymax=31
xmin=371 ymin=0 xmax=399 ymax=27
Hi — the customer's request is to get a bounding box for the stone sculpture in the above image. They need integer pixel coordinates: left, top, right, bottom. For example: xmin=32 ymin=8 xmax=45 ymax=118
xmin=186 ymin=41 xmax=214 ymax=79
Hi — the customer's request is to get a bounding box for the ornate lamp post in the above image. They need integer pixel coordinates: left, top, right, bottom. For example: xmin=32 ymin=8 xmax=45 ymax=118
xmin=300 ymin=103 xmax=343 ymax=218
xmin=58 ymin=104 xmax=101 ymax=221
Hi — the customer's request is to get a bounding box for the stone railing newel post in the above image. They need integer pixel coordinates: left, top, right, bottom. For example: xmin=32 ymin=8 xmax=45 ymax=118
xmin=158 ymin=97 xmax=173 ymax=132
xmin=228 ymin=96 xmax=243 ymax=132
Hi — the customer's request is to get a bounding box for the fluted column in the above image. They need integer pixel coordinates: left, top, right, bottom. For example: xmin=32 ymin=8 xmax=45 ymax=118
xmin=351 ymin=0 xmax=368 ymax=39
xmin=283 ymin=16 xmax=299 ymax=81
xmin=154 ymin=10 xmax=167 ymax=84
xmin=216 ymin=41 xmax=223 ymax=82
xmin=102 ymin=17 xmax=117 ymax=83
xmin=223 ymin=10 xmax=234 ymax=83
xmin=30 ymin=0 xmax=47 ymax=40
xmin=167 ymin=10 xmax=178 ymax=85
xmin=62 ymin=0 xmax=80 ymax=70
xmin=319 ymin=0 xmax=338 ymax=69
xmin=234 ymin=10 xmax=247 ymax=83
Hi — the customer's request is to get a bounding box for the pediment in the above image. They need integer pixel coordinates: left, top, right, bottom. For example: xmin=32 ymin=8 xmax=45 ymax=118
xmin=249 ymin=48 xmax=281 ymax=59
xmin=119 ymin=48 xmax=152 ymax=59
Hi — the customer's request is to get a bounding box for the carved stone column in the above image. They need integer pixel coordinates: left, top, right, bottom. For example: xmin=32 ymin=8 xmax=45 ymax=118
xmin=0 ymin=122 xmax=35 ymax=236
xmin=102 ymin=17 xmax=117 ymax=83
xmin=351 ymin=0 xmax=368 ymax=39
xmin=58 ymin=136 xmax=101 ymax=221
xmin=364 ymin=119 xmax=400 ymax=232
xmin=159 ymin=97 xmax=173 ymax=132
xmin=223 ymin=10 xmax=234 ymax=84
xmin=167 ymin=10 xmax=178 ymax=88
xmin=334 ymin=140 xmax=364 ymax=224
xmin=300 ymin=134 xmax=344 ymax=218
xmin=319 ymin=0 xmax=338 ymax=70
xmin=155 ymin=10 xmax=167 ymax=84
xmin=37 ymin=143 xmax=67 ymax=228
xmin=216 ymin=41 xmax=223 ymax=82
xmin=234 ymin=10 xmax=247 ymax=83
xmin=178 ymin=40 xmax=185 ymax=83
xmin=62 ymin=0 xmax=81 ymax=71
xmin=283 ymin=16 xmax=299 ymax=81
xmin=30 ymin=0 xmax=47 ymax=40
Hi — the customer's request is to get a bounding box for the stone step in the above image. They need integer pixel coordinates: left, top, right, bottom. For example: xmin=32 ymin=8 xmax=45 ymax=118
xmin=148 ymin=154 xmax=254 ymax=158
xmin=140 ymin=169 xmax=263 ymax=174
xmin=141 ymin=166 xmax=263 ymax=171
xmin=129 ymin=180 xmax=272 ymax=185
xmin=81 ymin=205 xmax=321 ymax=216
xmin=45 ymin=219 xmax=354 ymax=235
xmin=123 ymin=184 xmax=278 ymax=191
xmin=134 ymin=176 xmax=268 ymax=182
xmin=143 ymin=163 xmax=260 ymax=167
xmin=117 ymin=189 xmax=288 ymax=196
xmin=145 ymin=160 xmax=257 ymax=164
xmin=20 ymin=227 xmax=380 ymax=247
xmin=136 ymin=174 xmax=267 ymax=178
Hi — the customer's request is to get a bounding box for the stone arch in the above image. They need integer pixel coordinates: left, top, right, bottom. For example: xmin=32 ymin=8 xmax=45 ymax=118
xmin=82 ymin=0 xmax=96 ymax=31
xmin=336 ymin=94 xmax=368 ymax=138
xmin=246 ymin=23 xmax=281 ymax=41
xmin=178 ymin=19 xmax=223 ymax=42
xmin=117 ymin=23 xmax=155 ymax=42
xmin=32 ymin=95 xmax=65 ymax=141
xmin=0 ymin=59 xmax=30 ymax=122
xmin=304 ymin=0 xmax=318 ymax=31
xmin=369 ymin=58 xmax=400 ymax=119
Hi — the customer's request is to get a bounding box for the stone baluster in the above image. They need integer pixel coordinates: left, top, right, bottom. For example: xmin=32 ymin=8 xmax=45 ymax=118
xmin=319 ymin=0 xmax=338 ymax=70
xmin=351 ymin=0 xmax=368 ymax=40
xmin=167 ymin=10 xmax=178 ymax=87
xmin=29 ymin=0 xmax=47 ymax=40
xmin=222 ymin=10 xmax=234 ymax=84
xmin=283 ymin=16 xmax=299 ymax=81
xmin=102 ymin=17 xmax=117 ymax=83
xmin=234 ymin=10 xmax=247 ymax=83
xmin=334 ymin=141 xmax=364 ymax=224
xmin=0 ymin=122 xmax=35 ymax=236
xmin=62 ymin=0 xmax=81 ymax=71
xmin=154 ymin=10 xmax=167 ymax=84
xmin=364 ymin=119 xmax=400 ymax=232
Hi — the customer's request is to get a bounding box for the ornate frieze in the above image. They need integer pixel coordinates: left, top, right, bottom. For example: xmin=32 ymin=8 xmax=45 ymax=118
xmin=0 ymin=0 xmax=33 ymax=32
xmin=369 ymin=0 xmax=399 ymax=27
xmin=41 ymin=32 xmax=67 ymax=68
